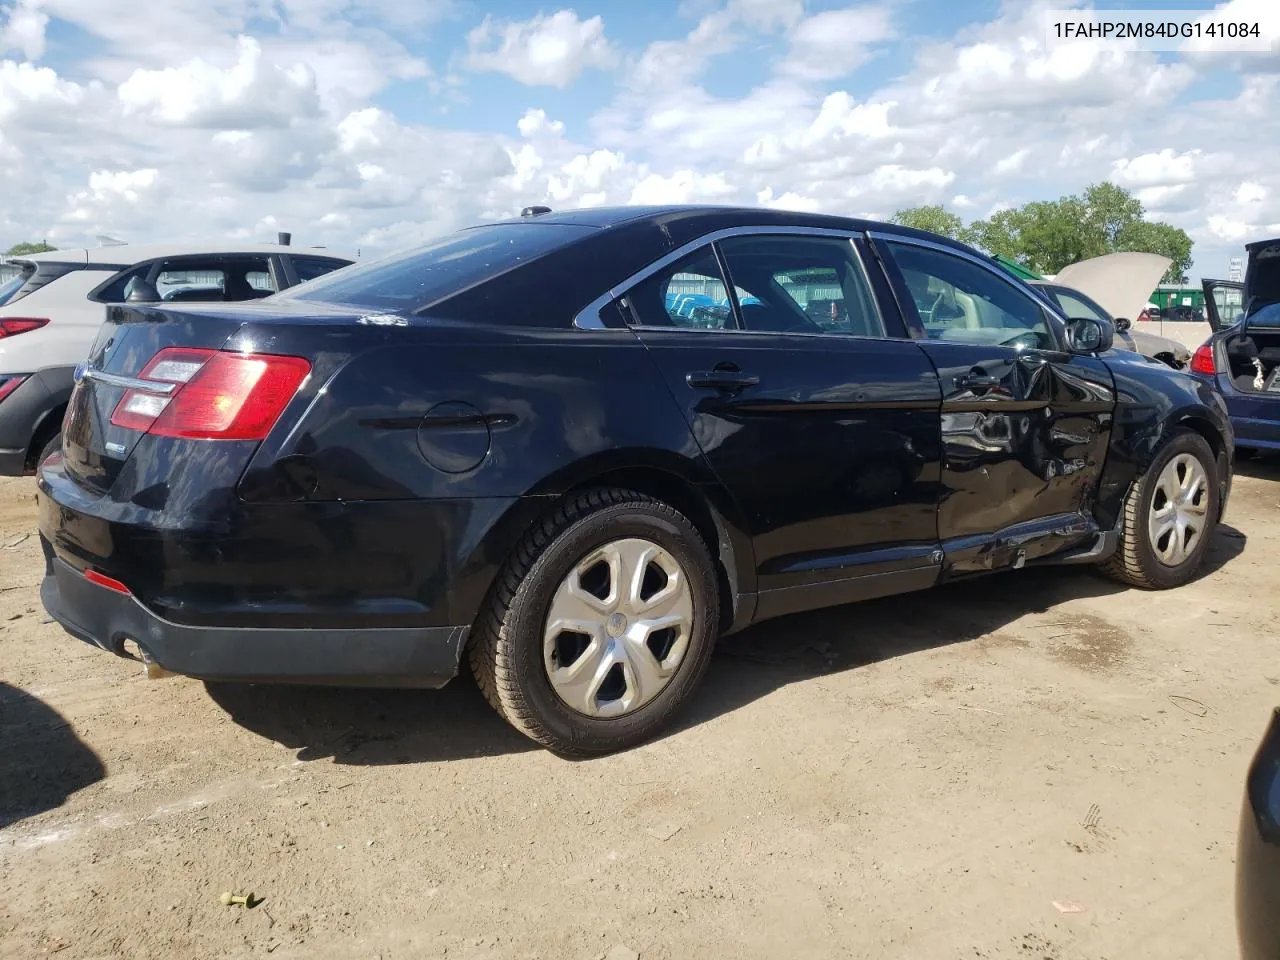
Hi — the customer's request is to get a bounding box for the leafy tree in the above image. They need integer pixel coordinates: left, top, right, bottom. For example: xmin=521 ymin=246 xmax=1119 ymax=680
xmin=1116 ymin=220 xmax=1193 ymax=284
xmin=966 ymin=182 xmax=1194 ymax=280
xmin=889 ymin=205 xmax=966 ymax=241
xmin=5 ymin=241 xmax=55 ymax=256
xmin=1081 ymin=181 xmax=1143 ymax=249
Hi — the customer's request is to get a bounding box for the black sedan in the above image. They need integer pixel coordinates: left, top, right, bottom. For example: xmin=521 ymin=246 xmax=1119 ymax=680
xmin=37 ymin=206 xmax=1233 ymax=755
xmin=1240 ymin=709 xmax=1280 ymax=959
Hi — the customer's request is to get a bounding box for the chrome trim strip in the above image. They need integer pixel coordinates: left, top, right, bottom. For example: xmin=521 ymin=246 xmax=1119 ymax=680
xmin=573 ymin=224 xmax=883 ymax=335
xmin=82 ymin=369 xmax=178 ymax=395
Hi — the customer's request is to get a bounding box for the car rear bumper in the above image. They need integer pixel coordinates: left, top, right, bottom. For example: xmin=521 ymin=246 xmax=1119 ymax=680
xmin=40 ymin=545 xmax=469 ymax=687
xmin=1238 ymin=709 xmax=1280 ymax=960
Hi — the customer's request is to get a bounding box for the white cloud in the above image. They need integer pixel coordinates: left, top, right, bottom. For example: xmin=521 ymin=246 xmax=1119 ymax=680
xmin=994 ymin=149 xmax=1029 ymax=175
xmin=1111 ymin=148 xmax=1199 ymax=187
xmin=118 ymin=36 xmax=321 ymax=128
xmin=780 ymin=6 xmax=895 ymax=81
xmin=1237 ymin=182 xmax=1268 ymax=204
xmin=628 ymin=170 xmax=736 ymax=205
xmin=0 ymin=0 xmax=47 ymax=60
xmin=466 ymin=10 xmax=616 ymax=88
xmin=517 ymin=108 xmax=565 ymax=138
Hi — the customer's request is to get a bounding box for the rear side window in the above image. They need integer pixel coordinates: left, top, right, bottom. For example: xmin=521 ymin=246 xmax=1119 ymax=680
xmin=292 ymin=256 xmax=349 ymax=284
xmin=279 ymin=223 xmax=593 ymax=313
xmin=1 ymin=261 xmax=78 ymax=306
xmin=622 ymin=246 xmax=735 ymax=330
xmin=0 ymin=270 xmax=25 ymax=306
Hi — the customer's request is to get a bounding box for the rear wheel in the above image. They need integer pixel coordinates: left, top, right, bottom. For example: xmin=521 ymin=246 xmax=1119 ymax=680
xmin=469 ymin=488 xmax=719 ymax=756
xmin=1100 ymin=429 xmax=1219 ymax=589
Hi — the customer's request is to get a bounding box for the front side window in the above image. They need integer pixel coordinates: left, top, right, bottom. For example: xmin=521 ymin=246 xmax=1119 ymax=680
xmin=717 ymin=235 xmax=883 ymax=337
xmin=621 ymin=246 xmax=735 ymax=330
xmin=1048 ymin=287 xmax=1110 ymax=323
xmin=886 ymin=242 xmax=1054 ymax=348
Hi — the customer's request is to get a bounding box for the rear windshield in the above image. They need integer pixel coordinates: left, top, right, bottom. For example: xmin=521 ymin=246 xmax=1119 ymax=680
xmin=278 ymin=222 xmax=593 ymax=313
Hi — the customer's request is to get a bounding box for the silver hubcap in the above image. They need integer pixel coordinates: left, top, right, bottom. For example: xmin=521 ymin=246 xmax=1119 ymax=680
xmin=543 ymin=538 xmax=694 ymax=718
xmin=1147 ymin=452 xmax=1210 ymax=567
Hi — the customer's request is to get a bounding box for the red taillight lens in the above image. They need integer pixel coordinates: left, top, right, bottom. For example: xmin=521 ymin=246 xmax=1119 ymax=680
xmin=84 ymin=568 xmax=130 ymax=595
xmin=0 ymin=375 xmax=27 ymax=403
xmin=0 ymin=318 xmax=49 ymax=338
xmin=1190 ymin=343 xmax=1216 ymax=375
xmin=110 ymin=348 xmax=311 ymax=440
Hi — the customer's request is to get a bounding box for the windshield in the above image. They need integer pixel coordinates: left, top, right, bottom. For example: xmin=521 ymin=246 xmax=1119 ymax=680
xmin=278 ymin=222 xmax=594 ymax=313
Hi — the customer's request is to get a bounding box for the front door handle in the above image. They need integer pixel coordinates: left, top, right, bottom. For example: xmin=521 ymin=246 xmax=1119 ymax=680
xmin=686 ymin=369 xmax=760 ymax=390
xmin=955 ymin=373 xmax=1001 ymax=390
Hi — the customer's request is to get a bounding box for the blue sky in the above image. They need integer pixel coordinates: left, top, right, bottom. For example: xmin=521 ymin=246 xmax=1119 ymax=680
xmin=1 ymin=0 xmax=1277 ymax=279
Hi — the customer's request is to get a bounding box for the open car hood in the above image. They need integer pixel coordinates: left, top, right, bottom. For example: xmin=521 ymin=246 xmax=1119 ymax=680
xmin=1053 ymin=252 xmax=1172 ymax=324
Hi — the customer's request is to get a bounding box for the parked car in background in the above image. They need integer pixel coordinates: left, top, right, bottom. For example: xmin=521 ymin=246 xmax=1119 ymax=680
xmin=1192 ymin=238 xmax=1280 ymax=452
xmin=0 ymin=240 xmax=353 ymax=475
xmin=1026 ymin=252 xmax=1191 ymax=369
xmin=37 ymin=205 xmax=1232 ymax=756
xmin=1031 ymin=280 xmax=1191 ymax=369
xmin=1237 ymin=707 xmax=1280 ymax=960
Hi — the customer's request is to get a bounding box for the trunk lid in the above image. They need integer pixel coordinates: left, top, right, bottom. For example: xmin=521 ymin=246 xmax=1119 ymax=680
xmin=62 ymin=304 xmax=247 ymax=493
xmin=1244 ymin=238 xmax=1280 ymax=332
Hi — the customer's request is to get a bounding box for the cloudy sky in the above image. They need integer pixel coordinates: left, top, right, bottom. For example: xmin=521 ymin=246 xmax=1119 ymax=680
xmin=0 ymin=0 xmax=1276 ymax=280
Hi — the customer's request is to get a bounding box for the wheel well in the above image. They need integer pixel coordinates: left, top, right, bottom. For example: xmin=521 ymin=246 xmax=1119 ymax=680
xmin=563 ymin=467 xmax=739 ymax=632
xmin=25 ymin=402 xmax=66 ymax=471
xmin=1176 ymin=415 xmax=1222 ymax=460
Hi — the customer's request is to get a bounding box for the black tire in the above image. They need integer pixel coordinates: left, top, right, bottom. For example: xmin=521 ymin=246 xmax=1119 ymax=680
xmin=469 ymin=488 xmax=720 ymax=756
xmin=1100 ymin=429 xmax=1219 ymax=589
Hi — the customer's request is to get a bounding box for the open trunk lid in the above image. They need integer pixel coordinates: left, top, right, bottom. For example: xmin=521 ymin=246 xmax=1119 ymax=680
xmin=1243 ymin=238 xmax=1280 ymax=331
xmin=61 ymin=304 xmax=248 ymax=493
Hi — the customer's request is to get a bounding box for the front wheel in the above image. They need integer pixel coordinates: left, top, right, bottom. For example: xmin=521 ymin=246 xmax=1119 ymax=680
xmin=1100 ymin=429 xmax=1220 ymax=589
xmin=469 ymin=488 xmax=720 ymax=756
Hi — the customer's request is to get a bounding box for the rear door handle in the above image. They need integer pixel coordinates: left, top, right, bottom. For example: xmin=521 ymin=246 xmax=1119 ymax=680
xmin=686 ymin=370 xmax=760 ymax=390
xmin=955 ymin=373 xmax=1001 ymax=390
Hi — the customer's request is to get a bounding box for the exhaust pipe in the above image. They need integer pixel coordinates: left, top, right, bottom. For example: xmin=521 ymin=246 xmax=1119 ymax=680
xmin=120 ymin=637 xmax=177 ymax=679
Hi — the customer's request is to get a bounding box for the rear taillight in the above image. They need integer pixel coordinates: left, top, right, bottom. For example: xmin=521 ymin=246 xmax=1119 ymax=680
xmin=110 ymin=347 xmax=311 ymax=440
xmin=1190 ymin=343 xmax=1216 ymax=375
xmin=0 ymin=375 xmax=26 ymax=403
xmin=0 ymin=318 xmax=49 ymax=338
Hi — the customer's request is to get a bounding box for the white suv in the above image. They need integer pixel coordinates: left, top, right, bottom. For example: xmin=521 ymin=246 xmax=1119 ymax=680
xmin=0 ymin=241 xmax=353 ymax=475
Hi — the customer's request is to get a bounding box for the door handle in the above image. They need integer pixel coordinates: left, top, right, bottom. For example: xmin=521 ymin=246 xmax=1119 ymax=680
xmin=955 ymin=373 xmax=1001 ymax=390
xmin=686 ymin=369 xmax=760 ymax=390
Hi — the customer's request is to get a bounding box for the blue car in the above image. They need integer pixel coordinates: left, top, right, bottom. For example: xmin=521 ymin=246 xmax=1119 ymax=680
xmin=1195 ymin=238 xmax=1280 ymax=452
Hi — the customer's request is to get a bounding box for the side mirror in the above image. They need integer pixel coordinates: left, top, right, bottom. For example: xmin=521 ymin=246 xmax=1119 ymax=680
xmin=1065 ymin=316 xmax=1114 ymax=354
xmin=1113 ymin=316 xmax=1131 ymax=333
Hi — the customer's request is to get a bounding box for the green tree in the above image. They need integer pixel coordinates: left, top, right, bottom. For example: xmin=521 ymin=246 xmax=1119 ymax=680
xmin=889 ymin=205 xmax=966 ymax=240
xmin=1115 ymin=220 xmax=1193 ymax=284
xmin=966 ymin=182 xmax=1194 ymax=280
xmin=1081 ymin=181 xmax=1143 ymax=249
xmin=5 ymin=241 xmax=55 ymax=256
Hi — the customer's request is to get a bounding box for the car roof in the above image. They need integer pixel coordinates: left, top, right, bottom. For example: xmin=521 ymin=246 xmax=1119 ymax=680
xmin=17 ymin=242 xmax=356 ymax=269
xmin=1245 ymin=237 xmax=1280 ymax=252
xmin=483 ymin=204 xmax=976 ymax=253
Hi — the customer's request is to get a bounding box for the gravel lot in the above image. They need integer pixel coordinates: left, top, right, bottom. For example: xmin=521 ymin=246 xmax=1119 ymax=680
xmin=2 ymin=463 xmax=1277 ymax=960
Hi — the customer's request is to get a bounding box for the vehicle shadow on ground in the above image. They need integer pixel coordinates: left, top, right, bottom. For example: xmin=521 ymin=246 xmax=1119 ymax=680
xmin=681 ymin=524 xmax=1246 ymax=736
xmin=206 ymin=526 xmax=1247 ymax=765
xmin=0 ymin=682 xmax=105 ymax=829
xmin=1235 ymin=452 xmax=1280 ymax=482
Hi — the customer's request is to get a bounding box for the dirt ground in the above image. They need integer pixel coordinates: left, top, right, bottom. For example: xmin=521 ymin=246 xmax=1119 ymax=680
xmin=2 ymin=462 xmax=1277 ymax=960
